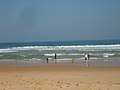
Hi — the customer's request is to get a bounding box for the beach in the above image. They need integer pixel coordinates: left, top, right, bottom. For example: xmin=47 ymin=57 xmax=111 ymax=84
xmin=0 ymin=0 xmax=120 ymax=89
xmin=0 ymin=64 xmax=120 ymax=90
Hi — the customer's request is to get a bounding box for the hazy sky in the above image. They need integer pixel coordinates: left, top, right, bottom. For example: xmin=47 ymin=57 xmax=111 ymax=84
xmin=0 ymin=0 xmax=120 ymax=42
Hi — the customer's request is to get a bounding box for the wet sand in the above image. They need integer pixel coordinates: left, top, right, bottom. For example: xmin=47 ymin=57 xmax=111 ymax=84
xmin=0 ymin=64 xmax=120 ymax=90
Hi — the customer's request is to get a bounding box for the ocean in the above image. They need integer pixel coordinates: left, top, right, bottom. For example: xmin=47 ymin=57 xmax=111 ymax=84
xmin=0 ymin=40 xmax=120 ymax=66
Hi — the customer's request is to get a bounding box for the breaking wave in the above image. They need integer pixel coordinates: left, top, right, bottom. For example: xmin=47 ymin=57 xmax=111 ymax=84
xmin=0 ymin=44 xmax=120 ymax=53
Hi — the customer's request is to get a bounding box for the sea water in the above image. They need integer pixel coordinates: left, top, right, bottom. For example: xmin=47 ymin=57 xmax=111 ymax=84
xmin=0 ymin=40 xmax=120 ymax=66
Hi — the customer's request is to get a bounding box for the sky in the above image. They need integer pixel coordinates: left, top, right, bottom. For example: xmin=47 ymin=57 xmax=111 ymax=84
xmin=0 ymin=0 xmax=120 ymax=42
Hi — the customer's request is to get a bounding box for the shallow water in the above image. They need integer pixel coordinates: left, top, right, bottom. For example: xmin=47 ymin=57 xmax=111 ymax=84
xmin=0 ymin=59 xmax=120 ymax=67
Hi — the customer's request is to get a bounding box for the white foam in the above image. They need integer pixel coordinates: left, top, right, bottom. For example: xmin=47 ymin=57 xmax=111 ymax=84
xmin=103 ymin=53 xmax=115 ymax=57
xmin=20 ymin=55 xmax=26 ymax=57
xmin=0 ymin=44 xmax=120 ymax=53
xmin=0 ymin=49 xmax=17 ymax=53
xmin=44 ymin=53 xmax=82 ymax=56
xmin=44 ymin=54 xmax=55 ymax=56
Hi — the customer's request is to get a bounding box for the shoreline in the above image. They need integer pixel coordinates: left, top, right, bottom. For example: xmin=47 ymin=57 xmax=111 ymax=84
xmin=0 ymin=58 xmax=120 ymax=67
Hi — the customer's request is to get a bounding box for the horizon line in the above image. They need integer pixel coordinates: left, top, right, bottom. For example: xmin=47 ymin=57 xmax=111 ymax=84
xmin=0 ymin=39 xmax=120 ymax=44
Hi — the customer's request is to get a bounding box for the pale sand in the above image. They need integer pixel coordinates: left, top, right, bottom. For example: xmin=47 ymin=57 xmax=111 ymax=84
xmin=0 ymin=64 xmax=120 ymax=90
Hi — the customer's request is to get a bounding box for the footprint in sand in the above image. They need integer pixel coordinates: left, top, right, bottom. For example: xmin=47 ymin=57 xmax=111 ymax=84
xmin=65 ymin=82 xmax=71 ymax=87
xmin=75 ymin=83 xmax=81 ymax=86
xmin=38 ymin=87 xmax=42 ymax=90
xmin=15 ymin=74 xmax=22 ymax=77
xmin=96 ymin=81 xmax=100 ymax=84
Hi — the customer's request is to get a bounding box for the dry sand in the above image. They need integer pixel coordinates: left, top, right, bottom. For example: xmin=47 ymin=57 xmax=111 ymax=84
xmin=0 ymin=64 xmax=120 ymax=90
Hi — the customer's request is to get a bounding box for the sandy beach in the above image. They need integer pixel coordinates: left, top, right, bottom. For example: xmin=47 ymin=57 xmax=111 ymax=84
xmin=0 ymin=64 xmax=120 ymax=90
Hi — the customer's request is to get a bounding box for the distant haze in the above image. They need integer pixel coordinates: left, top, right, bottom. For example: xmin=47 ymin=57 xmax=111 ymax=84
xmin=0 ymin=0 xmax=120 ymax=42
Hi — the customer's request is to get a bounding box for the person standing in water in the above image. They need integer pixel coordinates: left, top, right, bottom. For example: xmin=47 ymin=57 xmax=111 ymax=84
xmin=85 ymin=53 xmax=88 ymax=60
xmin=55 ymin=53 xmax=57 ymax=59
xmin=46 ymin=57 xmax=49 ymax=63
xmin=88 ymin=53 xmax=90 ymax=60
xmin=85 ymin=53 xmax=90 ymax=67
xmin=55 ymin=53 xmax=57 ymax=63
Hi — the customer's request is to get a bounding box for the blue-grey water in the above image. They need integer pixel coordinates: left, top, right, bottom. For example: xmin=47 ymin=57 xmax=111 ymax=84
xmin=0 ymin=40 xmax=120 ymax=66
